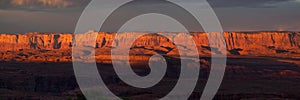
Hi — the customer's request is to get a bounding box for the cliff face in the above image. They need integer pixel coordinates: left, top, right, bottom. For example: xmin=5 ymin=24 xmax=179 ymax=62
xmin=223 ymin=32 xmax=300 ymax=55
xmin=0 ymin=32 xmax=73 ymax=51
xmin=1 ymin=31 xmax=300 ymax=62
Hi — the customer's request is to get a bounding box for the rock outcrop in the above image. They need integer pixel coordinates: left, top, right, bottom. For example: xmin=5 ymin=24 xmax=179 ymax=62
xmin=0 ymin=32 xmax=73 ymax=51
xmin=0 ymin=31 xmax=299 ymax=62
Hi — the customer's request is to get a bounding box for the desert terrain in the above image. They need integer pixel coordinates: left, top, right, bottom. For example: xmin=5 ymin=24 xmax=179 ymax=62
xmin=0 ymin=31 xmax=300 ymax=99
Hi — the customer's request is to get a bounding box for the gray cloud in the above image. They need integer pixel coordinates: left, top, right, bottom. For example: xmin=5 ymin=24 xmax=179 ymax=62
xmin=0 ymin=0 xmax=299 ymax=33
xmin=0 ymin=0 xmax=300 ymax=10
xmin=0 ymin=0 xmax=298 ymax=11
xmin=208 ymin=0 xmax=296 ymax=8
xmin=0 ymin=0 xmax=90 ymax=11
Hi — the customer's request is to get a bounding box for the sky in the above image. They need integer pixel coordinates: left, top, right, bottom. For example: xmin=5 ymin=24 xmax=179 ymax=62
xmin=0 ymin=0 xmax=299 ymax=33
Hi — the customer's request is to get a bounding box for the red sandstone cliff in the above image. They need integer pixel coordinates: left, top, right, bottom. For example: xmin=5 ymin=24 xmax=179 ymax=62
xmin=0 ymin=31 xmax=300 ymax=62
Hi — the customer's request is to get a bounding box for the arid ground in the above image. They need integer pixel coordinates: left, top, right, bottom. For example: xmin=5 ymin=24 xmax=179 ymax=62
xmin=1 ymin=56 xmax=300 ymax=100
xmin=1 ymin=32 xmax=300 ymax=99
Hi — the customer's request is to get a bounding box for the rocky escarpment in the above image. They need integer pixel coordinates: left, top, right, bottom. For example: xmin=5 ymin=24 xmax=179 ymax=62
xmin=0 ymin=31 xmax=300 ymax=62
xmin=0 ymin=32 xmax=73 ymax=51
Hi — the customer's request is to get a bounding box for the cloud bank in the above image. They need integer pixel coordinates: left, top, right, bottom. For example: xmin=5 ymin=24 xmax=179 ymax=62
xmin=0 ymin=0 xmax=89 ymax=11
xmin=0 ymin=0 xmax=299 ymax=11
xmin=11 ymin=0 xmax=75 ymax=8
xmin=208 ymin=0 xmax=295 ymax=8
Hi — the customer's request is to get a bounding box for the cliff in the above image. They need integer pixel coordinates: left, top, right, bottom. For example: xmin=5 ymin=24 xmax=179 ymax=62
xmin=1 ymin=31 xmax=300 ymax=62
xmin=0 ymin=32 xmax=73 ymax=51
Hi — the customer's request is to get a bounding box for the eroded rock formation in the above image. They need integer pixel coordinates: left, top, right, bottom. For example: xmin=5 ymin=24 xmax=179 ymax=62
xmin=0 ymin=31 xmax=299 ymax=62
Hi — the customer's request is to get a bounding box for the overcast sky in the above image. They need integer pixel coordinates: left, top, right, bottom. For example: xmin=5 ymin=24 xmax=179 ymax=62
xmin=0 ymin=0 xmax=299 ymax=33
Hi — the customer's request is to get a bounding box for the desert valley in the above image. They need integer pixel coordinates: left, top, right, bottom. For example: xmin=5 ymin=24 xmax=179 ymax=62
xmin=1 ymin=31 xmax=300 ymax=99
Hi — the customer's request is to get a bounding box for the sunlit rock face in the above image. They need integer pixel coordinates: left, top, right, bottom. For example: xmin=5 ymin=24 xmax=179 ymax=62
xmin=0 ymin=31 xmax=300 ymax=62
xmin=223 ymin=32 xmax=300 ymax=55
xmin=0 ymin=32 xmax=73 ymax=51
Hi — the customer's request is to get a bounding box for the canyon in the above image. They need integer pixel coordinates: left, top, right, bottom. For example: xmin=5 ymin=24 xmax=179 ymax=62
xmin=1 ymin=31 xmax=300 ymax=99
xmin=0 ymin=31 xmax=300 ymax=62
